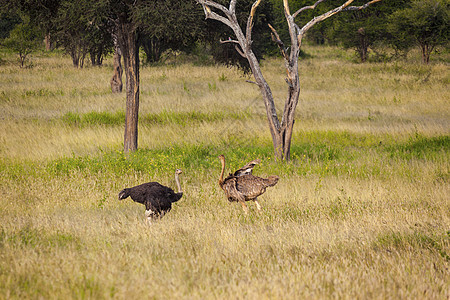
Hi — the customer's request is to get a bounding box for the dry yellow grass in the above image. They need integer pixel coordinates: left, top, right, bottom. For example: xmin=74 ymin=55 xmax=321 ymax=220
xmin=0 ymin=45 xmax=449 ymax=299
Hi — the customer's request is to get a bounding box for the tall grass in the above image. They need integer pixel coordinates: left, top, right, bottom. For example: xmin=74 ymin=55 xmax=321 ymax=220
xmin=0 ymin=46 xmax=449 ymax=299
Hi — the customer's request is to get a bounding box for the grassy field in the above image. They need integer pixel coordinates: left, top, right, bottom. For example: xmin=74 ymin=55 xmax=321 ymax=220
xmin=0 ymin=45 xmax=449 ymax=299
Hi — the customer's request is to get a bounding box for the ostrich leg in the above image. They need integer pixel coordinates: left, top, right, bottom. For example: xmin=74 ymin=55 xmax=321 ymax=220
xmin=233 ymin=193 xmax=248 ymax=214
xmin=239 ymin=201 xmax=249 ymax=214
xmin=254 ymin=199 xmax=261 ymax=211
xmin=145 ymin=209 xmax=154 ymax=226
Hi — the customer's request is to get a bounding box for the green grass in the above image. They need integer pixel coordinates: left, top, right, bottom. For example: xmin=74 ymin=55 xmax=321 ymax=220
xmin=386 ymin=135 xmax=449 ymax=160
xmin=0 ymin=45 xmax=449 ymax=299
xmin=60 ymin=110 xmax=254 ymax=127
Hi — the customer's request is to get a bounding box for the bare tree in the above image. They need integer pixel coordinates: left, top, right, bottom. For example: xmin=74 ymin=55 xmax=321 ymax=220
xmin=196 ymin=0 xmax=382 ymax=161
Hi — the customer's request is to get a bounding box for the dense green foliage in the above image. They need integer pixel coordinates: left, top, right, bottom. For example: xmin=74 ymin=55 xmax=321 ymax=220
xmin=330 ymin=0 xmax=410 ymax=62
xmin=2 ymin=0 xmax=448 ymax=66
xmin=2 ymin=17 xmax=41 ymax=67
xmin=133 ymin=0 xmax=206 ymax=64
xmin=388 ymin=0 xmax=449 ymax=64
xmin=0 ymin=11 xmax=20 ymax=40
xmin=54 ymin=0 xmax=113 ymax=67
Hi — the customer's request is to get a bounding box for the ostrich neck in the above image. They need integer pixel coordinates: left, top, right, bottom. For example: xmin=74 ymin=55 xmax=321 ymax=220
xmin=219 ymin=158 xmax=226 ymax=186
xmin=175 ymin=173 xmax=182 ymax=193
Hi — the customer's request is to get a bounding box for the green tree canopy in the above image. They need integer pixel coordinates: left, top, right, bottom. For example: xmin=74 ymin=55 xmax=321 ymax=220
xmin=0 ymin=11 xmax=21 ymax=40
xmin=327 ymin=0 xmax=410 ymax=62
xmin=132 ymin=0 xmax=206 ymax=64
xmin=3 ymin=17 xmax=41 ymax=67
xmin=388 ymin=0 xmax=449 ymax=63
xmin=0 ymin=0 xmax=60 ymax=50
xmin=54 ymin=0 xmax=113 ymax=67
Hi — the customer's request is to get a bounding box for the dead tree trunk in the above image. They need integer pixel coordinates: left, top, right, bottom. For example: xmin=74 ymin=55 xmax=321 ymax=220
xmin=116 ymin=15 xmax=139 ymax=153
xmin=197 ymin=0 xmax=382 ymax=161
xmin=110 ymin=44 xmax=123 ymax=93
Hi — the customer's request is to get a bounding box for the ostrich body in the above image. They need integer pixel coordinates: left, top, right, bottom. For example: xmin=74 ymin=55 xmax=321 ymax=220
xmin=218 ymin=155 xmax=279 ymax=213
xmin=118 ymin=169 xmax=183 ymax=223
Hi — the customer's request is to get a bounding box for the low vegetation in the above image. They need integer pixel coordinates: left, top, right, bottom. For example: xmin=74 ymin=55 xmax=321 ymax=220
xmin=0 ymin=46 xmax=448 ymax=299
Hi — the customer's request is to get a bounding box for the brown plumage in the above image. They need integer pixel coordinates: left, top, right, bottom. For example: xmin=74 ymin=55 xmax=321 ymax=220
xmin=232 ymin=159 xmax=261 ymax=176
xmin=218 ymin=155 xmax=279 ymax=213
xmin=118 ymin=169 xmax=183 ymax=224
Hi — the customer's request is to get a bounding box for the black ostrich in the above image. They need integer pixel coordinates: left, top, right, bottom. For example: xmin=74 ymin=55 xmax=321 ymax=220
xmin=118 ymin=169 xmax=183 ymax=224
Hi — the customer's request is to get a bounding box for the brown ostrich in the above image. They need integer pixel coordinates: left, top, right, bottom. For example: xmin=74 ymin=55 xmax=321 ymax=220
xmin=218 ymin=155 xmax=279 ymax=213
xmin=118 ymin=169 xmax=183 ymax=224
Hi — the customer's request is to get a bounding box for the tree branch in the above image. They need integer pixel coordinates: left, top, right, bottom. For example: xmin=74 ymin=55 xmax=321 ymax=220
xmin=246 ymin=0 xmax=262 ymax=46
xmin=299 ymin=0 xmax=356 ymax=36
xmin=268 ymin=24 xmax=289 ymax=61
xmin=344 ymin=0 xmax=383 ymax=11
xmin=292 ymin=0 xmax=326 ymax=19
xmin=234 ymin=45 xmax=247 ymax=58
xmin=298 ymin=0 xmax=382 ymax=38
xmin=229 ymin=0 xmax=237 ymax=15
xmin=220 ymin=38 xmax=246 ymax=57
xmin=198 ymin=0 xmax=230 ymax=15
xmin=283 ymin=0 xmax=291 ymax=16
xmin=197 ymin=0 xmax=234 ymax=28
xmin=220 ymin=38 xmax=239 ymax=44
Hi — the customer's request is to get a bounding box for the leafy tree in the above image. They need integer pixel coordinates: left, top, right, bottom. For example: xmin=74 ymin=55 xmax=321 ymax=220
xmin=329 ymin=0 xmax=410 ymax=62
xmin=3 ymin=18 xmax=41 ymax=67
xmin=133 ymin=0 xmax=276 ymax=70
xmin=0 ymin=11 xmax=21 ymax=40
xmin=54 ymin=0 xmax=112 ymax=68
xmin=333 ymin=8 xmax=382 ymax=62
xmin=85 ymin=10 xmax=114 ymax=66
xmin=133 ymin=0 xmax=206 ymax=64
xmin=0 ymin=0 xmax=61 ymax=51
xmin=388 ymin=0 xmax=449 ymax=64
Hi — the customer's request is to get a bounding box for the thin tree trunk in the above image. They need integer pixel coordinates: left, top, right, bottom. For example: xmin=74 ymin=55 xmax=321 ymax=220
xmin=358 ymin=27 xmax=368 ymax=62
xmin=117 ymin=20 xmax=139 ymax=153
xmin=44 ymin=33 xmax=52 ymax=51
xmin=110 ymin=45 xmax=123 ymax=93
xmin=421 ymin=44 xmax=432 ymax=64
xmin=71 ymin=48 xmax=79 ymax=68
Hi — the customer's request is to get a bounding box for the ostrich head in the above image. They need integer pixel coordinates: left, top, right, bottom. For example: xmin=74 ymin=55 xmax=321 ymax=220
xmin=267 ymin=175 xmax=280 ymax=186
xmin=175 ymin=169 xmax=183 ymax=175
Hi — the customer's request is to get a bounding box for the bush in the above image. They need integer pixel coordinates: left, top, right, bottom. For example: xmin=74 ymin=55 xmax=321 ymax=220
xmin=2 ymin=20 xmax=41 ymax=67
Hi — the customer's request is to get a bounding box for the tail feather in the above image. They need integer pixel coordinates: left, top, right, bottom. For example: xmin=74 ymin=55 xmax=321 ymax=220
xmin=118 ymin=188 xmax=130 ymax=200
